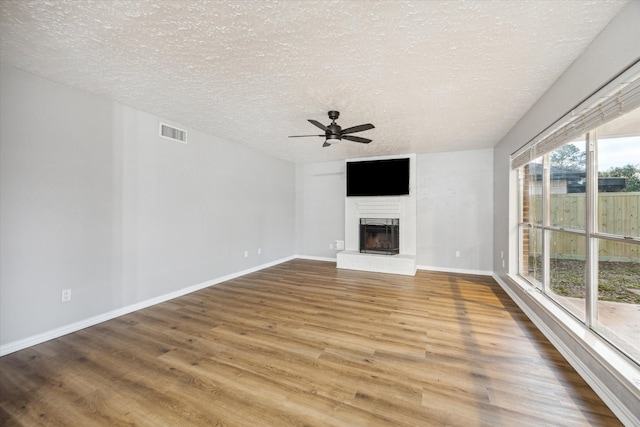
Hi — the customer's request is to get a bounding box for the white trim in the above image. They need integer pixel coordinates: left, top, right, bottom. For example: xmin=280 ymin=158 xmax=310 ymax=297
xmin=492 ymin=273 xmax=640 ymax=427
xmin=294 ymin=255 xmax=337 ymax=262
xmin=511 ymin=59 xmax=640 ymax=169
xmin=6 ymin=254 xmax=637 ymax=426
xmin=0 ymin=256 xmax=487 ymax=356
xmin=0 ymin=256 xmax=295 ymax=357
xmin=417 ymin=265 xmax=492 ymax=276
xmin=337 ymin=251 xmax=416 ymax=276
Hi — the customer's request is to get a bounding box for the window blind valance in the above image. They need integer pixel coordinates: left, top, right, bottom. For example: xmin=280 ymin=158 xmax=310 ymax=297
xmin=511 ymin=62 xmax=640 ymax=170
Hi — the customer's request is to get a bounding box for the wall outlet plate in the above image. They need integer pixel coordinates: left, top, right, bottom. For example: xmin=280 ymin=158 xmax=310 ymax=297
xmin=61 ymin=289 xmax=71 ymax=302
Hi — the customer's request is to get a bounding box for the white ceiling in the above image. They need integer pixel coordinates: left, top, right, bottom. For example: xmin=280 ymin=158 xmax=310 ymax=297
xmin=0 ymin=0 xmax=629 ymax=164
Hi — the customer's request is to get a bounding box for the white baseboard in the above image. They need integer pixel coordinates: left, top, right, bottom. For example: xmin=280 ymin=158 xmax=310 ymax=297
xmin=5 ymin=257 xmax=637 ymax=426
xmin=0 ymin=257 xmax=475 ymax=356
xmin=417 ymin=265 xmax=492 ymax=276
xmin=491 ymin=273 xmax=640 ymax=427
xmin=0 ymin=256 xmax=295 ymax=357
xmin=294 ymin=254 xmax=337 ymax=262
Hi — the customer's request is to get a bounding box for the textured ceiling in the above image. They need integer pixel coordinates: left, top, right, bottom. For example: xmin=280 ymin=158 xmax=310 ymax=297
xmin=0 ymin=0 xmax=629 ymax=163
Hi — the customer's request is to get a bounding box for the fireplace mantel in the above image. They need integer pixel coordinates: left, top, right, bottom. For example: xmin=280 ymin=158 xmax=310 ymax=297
xmin=337 ymin=155 xmax=417 ymax=276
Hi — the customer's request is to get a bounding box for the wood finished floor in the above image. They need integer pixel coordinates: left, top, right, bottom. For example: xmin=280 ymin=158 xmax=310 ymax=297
xmin=0 ymin=259 xmax=623 ymax=426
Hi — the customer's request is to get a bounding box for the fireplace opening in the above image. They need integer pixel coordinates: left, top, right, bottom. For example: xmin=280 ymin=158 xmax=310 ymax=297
xmin=359 ymin=218 xmax=399 ymax=255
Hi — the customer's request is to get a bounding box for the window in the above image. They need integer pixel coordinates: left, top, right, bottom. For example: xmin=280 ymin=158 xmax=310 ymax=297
xmin=514 ymin=66 xmax=640 ymax=365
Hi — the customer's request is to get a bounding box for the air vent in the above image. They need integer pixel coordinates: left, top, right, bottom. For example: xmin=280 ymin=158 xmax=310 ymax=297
xmin=159 ymin=123 xmax=187 ymax=143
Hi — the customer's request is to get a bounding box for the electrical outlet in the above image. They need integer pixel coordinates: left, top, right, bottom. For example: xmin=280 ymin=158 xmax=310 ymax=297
xmin=244 ymin=250 xmax=248 ymax=258
xmin=61 ymin=289 xmax=71 ymax=302
xmin=329 ymin=243 xmax=334 ymax=249
xmin=257 ymin=248 xmax=262 ymax=255
xmin=455 ymin=251 xmax=461 ymax=258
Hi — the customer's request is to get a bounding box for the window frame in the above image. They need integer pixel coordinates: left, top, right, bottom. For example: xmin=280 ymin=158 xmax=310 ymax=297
xmin=516 ymin=123 xmax=640 ymax=364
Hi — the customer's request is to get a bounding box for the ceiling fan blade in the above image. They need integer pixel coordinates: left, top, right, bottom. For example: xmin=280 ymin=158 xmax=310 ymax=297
xmin=322 ymin=141 xmax=331 ymax=147
xmin=341 ymin=123 xmax=375 ymax=135
xmin=289 ymin=135 xmax=324 ymax=138
xmin=308 ymin=119 xmax=329 ymax=132
xmin=342 ymin=135 xmax=372 ymax=144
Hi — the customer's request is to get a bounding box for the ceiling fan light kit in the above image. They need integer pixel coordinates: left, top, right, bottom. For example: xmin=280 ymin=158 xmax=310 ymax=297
xmin=326 ymin=133 xmax=341 ymax=145
xmin=289 ymin=111 xmax=374 ymax=147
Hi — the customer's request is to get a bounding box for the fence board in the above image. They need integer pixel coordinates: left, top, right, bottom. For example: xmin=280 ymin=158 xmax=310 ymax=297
xmin=530 ymin=192 xmax=640 ymax=260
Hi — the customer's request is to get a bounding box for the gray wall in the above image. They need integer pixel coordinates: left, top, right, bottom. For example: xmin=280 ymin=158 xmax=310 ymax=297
xmin=2 ymin=66 xmax=494 ymax=349
xmin=0 ymin=66 xmax=296 ymax=346
xmin=295 ymin=160 xmax=345 ymax=258
xmin=492 ymin=1 xmax=640 ymax=423
xmin=296 ymin=150 xmax=495 ymax=274
xmin=416 ymin=149 xmax=493 ymax=272
xmin=494 ymin=2 xmax=640 ymax=277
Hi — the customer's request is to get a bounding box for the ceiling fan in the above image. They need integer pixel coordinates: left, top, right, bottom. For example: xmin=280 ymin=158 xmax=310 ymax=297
xmin=289 ymin=111 xmax=374 ymax=147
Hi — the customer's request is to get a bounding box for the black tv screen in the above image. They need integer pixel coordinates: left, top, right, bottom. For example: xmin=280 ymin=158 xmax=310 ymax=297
xmin=346 ymin=158 xmax=410 ymax=197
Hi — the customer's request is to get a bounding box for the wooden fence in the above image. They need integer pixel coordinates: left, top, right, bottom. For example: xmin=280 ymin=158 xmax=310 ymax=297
xmin=530 ymin=192 xmax=640 ymax=261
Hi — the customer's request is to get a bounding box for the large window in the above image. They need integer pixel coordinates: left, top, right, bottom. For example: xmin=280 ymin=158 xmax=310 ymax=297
xmin=514 ymin=73 xmax=640 ymax=365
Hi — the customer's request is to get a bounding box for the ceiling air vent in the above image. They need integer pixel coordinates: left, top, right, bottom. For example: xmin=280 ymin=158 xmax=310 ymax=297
xmin=160 ymin=123 xmax=187 ymax=144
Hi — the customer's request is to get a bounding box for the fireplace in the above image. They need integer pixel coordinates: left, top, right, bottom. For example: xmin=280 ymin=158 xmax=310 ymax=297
xmin=359 ymin=218 xmax=399 ymax=255
xmin=337 ymin=155 xmax=416 ymax=275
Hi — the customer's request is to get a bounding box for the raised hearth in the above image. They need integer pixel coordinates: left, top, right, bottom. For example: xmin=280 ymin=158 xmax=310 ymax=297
xmin=337 ymin=155 xmax=417 ymax=276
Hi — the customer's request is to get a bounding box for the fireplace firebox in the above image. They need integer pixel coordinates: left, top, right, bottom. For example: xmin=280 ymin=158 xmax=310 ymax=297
xmin=359 ymin=218 xmax=400 ymax=255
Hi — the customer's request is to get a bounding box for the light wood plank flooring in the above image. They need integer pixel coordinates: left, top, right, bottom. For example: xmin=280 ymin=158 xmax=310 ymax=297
xmin=0 ymin=259 xmax=623 ymax=426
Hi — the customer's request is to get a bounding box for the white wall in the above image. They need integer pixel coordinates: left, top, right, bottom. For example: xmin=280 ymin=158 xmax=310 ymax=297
xmin=492 ymin=2 xmax=640 ymax=424
xmin=417 ymin=149 xmax=493 ymax=273
xmin=0 ymin=66 xmax=296 ymax=348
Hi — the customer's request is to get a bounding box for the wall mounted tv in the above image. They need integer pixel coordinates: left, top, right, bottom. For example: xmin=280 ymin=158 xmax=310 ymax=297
xmin=346 ymin=157 xmax=410 ymax=197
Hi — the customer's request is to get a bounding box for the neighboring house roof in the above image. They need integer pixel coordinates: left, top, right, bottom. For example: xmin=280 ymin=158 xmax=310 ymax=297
xmin=527 ymin=163 xmax=627 ymax=192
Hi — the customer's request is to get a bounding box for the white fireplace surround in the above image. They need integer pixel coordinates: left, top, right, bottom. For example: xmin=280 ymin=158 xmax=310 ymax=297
xmin=337 ymin=154 xmax=417 ymax=275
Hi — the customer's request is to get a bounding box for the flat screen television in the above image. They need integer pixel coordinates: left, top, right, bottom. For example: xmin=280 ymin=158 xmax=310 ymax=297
xmin=346 ymin=158 xmax=410 ymax=197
